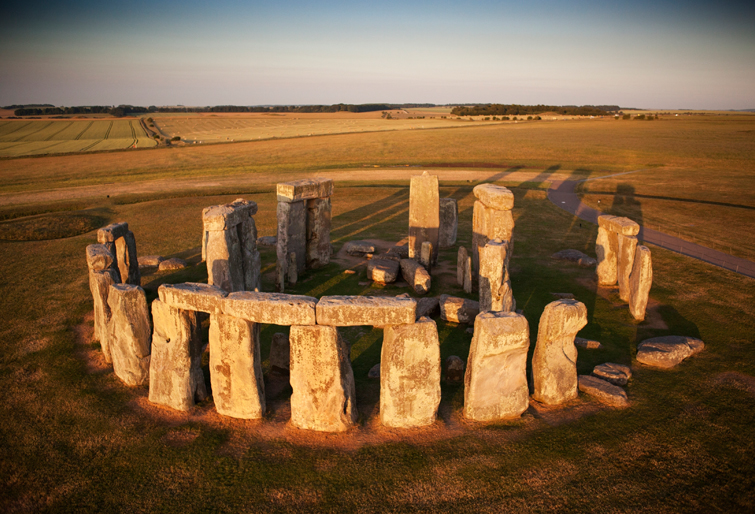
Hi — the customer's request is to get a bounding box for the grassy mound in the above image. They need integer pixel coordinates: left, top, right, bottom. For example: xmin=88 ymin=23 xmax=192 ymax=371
xmin=0 ymin=211 xmax=107 ymax=241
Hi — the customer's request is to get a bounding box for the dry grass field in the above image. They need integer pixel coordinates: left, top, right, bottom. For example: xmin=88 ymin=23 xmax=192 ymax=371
xmin=0 ymin=112 xmax=754 ymax=512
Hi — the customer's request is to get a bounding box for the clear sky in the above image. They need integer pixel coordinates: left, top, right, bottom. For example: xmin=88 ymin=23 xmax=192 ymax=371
xmin=1 ymin=0 xmax=753 ymax=109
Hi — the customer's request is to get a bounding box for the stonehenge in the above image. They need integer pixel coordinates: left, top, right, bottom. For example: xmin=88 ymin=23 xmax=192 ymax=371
xmin=408 ymin=171 xmax=440 ymax=264
xmin=98 ymin=222 xmax=140 ymax=286
xmin=107 ymin=284 xmax=151 ymax=386
xmin=479 ymin=239 xmax=515 ymax=313
xmin=636 ymin=336 xmax=704 ymax=368
xmin=400 ymin=258 xmax=431 ymax=295
xmin=472 ymin=184 xmax=515 ymax=274
xmin=276 ymin=178 xmax=333 ymax=291
xmin=438 ymin=198 xmax=458 ymax=248
xmin=629 ymin=245 xmax=653 ymax=321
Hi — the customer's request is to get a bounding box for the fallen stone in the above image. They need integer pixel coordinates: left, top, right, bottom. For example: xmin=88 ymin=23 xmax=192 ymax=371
xmin=464 ymin=311 xmax=529 ymax=421
xmin=97 ymin=222 xmax=129 ymax=243
xmin=473 ymin=183 xmax=515 ymax=211
xmin=380 ymin=317 xmax=441 ymax=428
xmin=575 ymin=337 xmax=603 ymax=350
xmin=551 ymin=292 xmax=576 ymax=300
xmin=416 ymin=296 xmax=440 ymax=320
xmin=593 ymin=363 xmax=632 ymax=386
xmin=344 ymin=269 xmax=356 ymax=275
xmin=289 ymin=325 xmax=357 ymax=432
xmin=269 ymin=332 xmax=290 ymax=374
xmin=107 ymin=284 xmax=151 ymax=386
xmin=368 ymin=363 xmax=380 ymax=379
xmin=158 ymin=257 xmax=188 ymax=271
xmin=86 ymin=244 xmax=115 ymax=271
xmin=223 ymin=292 xmax=318 ymax=325
xmin=439 ymin=295 xmax=480 ymax=324
xmin=550 ymin=249 xmax=597 ymax=268
xmin=138 ymin=255 xmax=164 ymax=268
xmin=408 ymin=171 xmax=440 ymax=263
xmin=89 ymin=268 xmax=118 ymax=362
xmin=439 ymin=197 xmax=458 ymax=248
xmin=637 ymin=336 xmax=704 ymax=369
xmin=343 ymin=240 xmax=376 ymax=255
xmin=578 ymin=375 xmax=629 ymax=407
xmin=629 ymin=245 xmax=653 ymax=321
xmin=420 ymin=241 xmax=433 ymax=270
xmin=306 ymin=197 xmax=332 ymax=268
xmin=159 ymin=283 xmax=228 ymax=314
xmin=209 ymin=314 xmax=265 ymax=419
xmin=600 ymin=215 xmax=640 ymax=236
xmin=400 ymin=258 xmax=431 ymax=295
xmin=595 ymin=221 xmax=619 ymax=286
xmin=387 ymin=244 xmax=409 ymax=259
xmin=532 ymin=299 xmax=588 ymax=405
xmin=617 ymin=235 xmax=638 ymax=302
xmin=149 ymin=300 xmax=208 ymax=411
xmin=445 ymin=355 xmax=465 ymax=384
xmin=316 ymin=296 xmax=416 ymax=327
xmin=277 ymin=177 xmax=333 ymax=203
xmin=367 ymin=257 xmax=400 ymax=284
xmin=256 ymin=236 xmax=277 ymax=247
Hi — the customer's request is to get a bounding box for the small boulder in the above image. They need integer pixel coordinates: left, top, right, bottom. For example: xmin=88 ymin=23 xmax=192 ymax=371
xmin=159 ymin=258 xmax=188 ymax=271
xmin=367 ymin=257 xmax=400 ymax=284
xmin=444 ymin=356 xmax=465 ymax=383
xmin=257 ymin=236 xmax=277 ymax=247
xmin=637 ymin=336 xmax=704 ymax=369
xmin=551 ymin=249 xmax=597 ymax=268
xmin=368 ymin=363 xmax=380 ymax=379
xmin=343 ymin=240 xmax=376 ymax=255
xmin=592 ymin=363 xmax=632 ymax=386
xmin=138 ymin=255 xmax=164 ymax=268
xmin=578 ymin=375 xmax=629 ymax=407
xmin=575 ymin=337 xmax=603 ymax=350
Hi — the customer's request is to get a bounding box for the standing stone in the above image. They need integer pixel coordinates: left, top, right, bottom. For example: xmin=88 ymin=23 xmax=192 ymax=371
xmin=289 ymin=325 xmax=357 ymax=432
xmin=420 ymin=241 xmax=433 ymax=271
xmin=209 ymin=314 xmax=265 ymax=419
xmin=107 ymin=284 xmax=151 ymax=386
xmin=114 ymin=230 xmax=141 ymax=286
xmin=276 ymin=200 xmax=307 ymax=291
xmin=472 ymin=200 xmax=489 ymax=274
xmin=149 ymin=300 xmax=208 ymax=411
xmin=464 ymin=311 xmax=530 ymax=421
xmin=239 ymin=215 xmax=261 ymax=292
xmin=269 ymin=332 xmax=290 ymax=374
xmin=438 ymin=198 xmax=458 ymax=248
xmin=457 ymin=247 xmax=467 ymax=286
xmin=629 ymin=245 xmax=653 ymax=321
xmin=532 ymin=299 xmax=588 ymax=405
xmin=86 ymin=244 xmax=115 ymax=272
xmin=287 ymin=252 xmax=298 ymax=285
xmin=618 ymin=235 xmax=638 ymax=302
xmin=595 ymin=224 xmax=618 ymax=286
xmin=445 ymin=356 xmax=465 ymax=383
xmin=463 ymin=252 xmax=473 ymax=294
xmin=206 ymin=226 xmax=245 ymax=292
xmin=380 ymin=317 xmax=441 ymax=428
xmin=472 ymin=184 xmax=515 ymax=273
xmin=473 ymin=183 xmax=515 ymax=211
xmin=306 ymin=197 xmax=332 ymax=268
xmin=408 ymin=171 xmax=440 ymax=264
xmin=89 ymin=268 xmax=118 ymax=362
xmin=400 ymin=259 xmax=431 ymax=295
xmin=479 ymin=239 xmax=513 ymax=313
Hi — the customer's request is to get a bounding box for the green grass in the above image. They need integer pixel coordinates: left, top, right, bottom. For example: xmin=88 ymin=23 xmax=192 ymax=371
xmin=1 ymin=181 xmax=754 ymax=512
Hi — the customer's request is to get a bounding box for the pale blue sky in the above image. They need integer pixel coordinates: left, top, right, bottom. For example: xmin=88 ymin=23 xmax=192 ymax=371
xmin=1 ymin=0 xmax=753 ymax=108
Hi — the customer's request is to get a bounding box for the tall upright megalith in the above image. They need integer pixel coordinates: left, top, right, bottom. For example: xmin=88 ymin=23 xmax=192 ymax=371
xmin=479 ymin=239 xmax=514 ymax=313
xmin=629 ymin=245 xmax=653 ymax=321
xmin=97 ymin=222 xmax=140 ymax=286
xmin=595 ymin=215 xmax=640 ymax=287
xmin=471 ymin=184 xmax=514 ymax=275
xmin=107 ymin=284 xmax=151 ymax=386
xmin=408 ymin=171 xmax=440 ymax=264
xmin=439 ymin=197 xmax=458 ymax=248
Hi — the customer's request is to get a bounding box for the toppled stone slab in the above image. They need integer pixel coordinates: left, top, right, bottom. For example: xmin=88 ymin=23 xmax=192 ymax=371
xmin=289 ymin=325 xmax=357 ymax=432
xmin=149 ymin=300 xmax=208 ymax=411
xmin=343 ymin=240 xmax=376 ymax=255
xmin=408 ymin=171 xmax=440 ymax=263
xmin=380 ymin=317 xmax=441 ymax=428
xmin=550 ymin=249 xmax=596 ymax=268
xmin=138 ymin=255 xmax=164 ymax=268
xmin=439 ymin=295 xmax=480 ymax=324
xmin=599 ymin=215 xmax=640 ymax=236
xmin=257 ymin=236 xmax=277 ymax=247
xmin=532 ymin=299 xmax=588 ymax=405
xmin=445 ymin=355 xmax=465 ymax=383
xmin=158 ymin=258 xmax=188 ymax=271
xmin=593 ymin=362 xmax=632 ymax=386
xmin=223 ymin=292 xmax=317 ymax=326
xmin=416 ymin=296 xmax=440 ymax=320
xmin=368 ymin=363 xmax=380 ymax=379
xmin=578 ymin=375 xmax=629 ymax=407
xmin=637 ymin=336 xmax=704 ymax=369
xmin=473 ymin=184 xmax=515 ymax=211
xmin=86 ymin=244 xmax=115 ymax=271
xmin=464 ymin=311 xmax=529 ymax=421
xmin=367 ymin=257 xmax=400 ymax=284
xmin=107 ymin=284 xmax=151 ymax=386
xmin=97 ymin=222 xmax=129 ymax=243
xmin=575 ymin=337 xmax=603 ymax=350
xmin=316 ymin=296 xmax=416 ymax=327
xmin=629 ymin=245 xmax=653 ymax=321
xmin=400 ymin=259 xmax=431 ymax=295
xmin=269 ymin=332 xmax=290 ymax=374
xmin=439 ymin=198 xmax=458 ymax=248
xmin=277 ymin=177 xmax=333 ymax=203
xmin=159 ymin=283 xmax=228 ymax=314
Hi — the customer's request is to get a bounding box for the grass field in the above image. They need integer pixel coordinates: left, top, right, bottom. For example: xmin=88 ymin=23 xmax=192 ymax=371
xmin=0 ymin=112 xmax=754 ymax=511
xmin=0 ymin=119 xmax=157 ymax=157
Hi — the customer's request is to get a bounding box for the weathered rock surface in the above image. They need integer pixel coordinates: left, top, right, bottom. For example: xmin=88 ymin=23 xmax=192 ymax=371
xmin=159 ymin=283 xmax=228 ymax=314
xmin=399 ymin=258 xmax=431 ymax=295
xmin=532 ymin=299 xmax=588 ymax=405
xmin=595 ymin=222 xmax=618 ymax=286
xmin=479 ymin=239 xmax=513 ymax=312
xmin=287 ymin=252 xmax=298 ymax=285
xmin=306 ymin=197 xmax=332 ymax=268
xmin=575 ymin=337 xmax=603 ymax=350
xmin=464 ymin=311 xmax=529 ymax=421
xmin=600 ymin=215 xmax=640 ymax=236
xmin=277 ymin=177 xmax=333 ymax=203
xmin=637 ymin=336 xmax=704 ymax=369
xmin=223 ymin=292 xmax=318 ymax=325
xmin=578 ymin=375 xmax=629 ymax=407
xmin=238 ymin=215 xmax=260 ymax=292
xmin=202 ymin=200 xmax=257 ymax=231
xmin=629 ymin=245 xmax=653 ymax=321
xmin=158 ymin=257 xmax=188 ymax=271
xmin=89 ymin=268 xmax=118 ymax=361
xmin=408 ymin=171 xmax=440 ymax=263
xmin=420 ymin=241 xmax=433 ymax=271
xmin=472 ymin=197 xmax=515 ymax=273
xmin=289 ymin=325 xmax=357 ymax=432
xmin=593 ymin=363 xmax=632 ymax=386
xmin=206 ymin=226 xmax=244 ymax=291
xmin=316 ymin=296 xmax=416 ymax=327
xmin=445 ymin=355 xmax=465 ymax=383
xmin=115 ymin=230 xmax=140 ymax=285
xmin=86 ymin=244 xmax=115 ymax=271
xmin=97 ymin=222 xmax=129 ymax=243
xmin=617 ymin=235 xmax=638 ymax=302
xmin=269 ymin=332 xmax=291 ymax=373
xmin=439 ymin=295 xmax=480 ymax=324
xmin=138 ymin=255 xmax=164 ymax=268
xmin=550 ymin=249 xmax=596 ymax=268
xmin=367 ymin=257 xmax=400 ymax=284
xmin=209 ymin=314 xmax=265 ymax=419
xmin=149 ymin=300 xmax=208 ymax=411
xmin=387 ymin=244 xmax=409 ymax=259
xmin=276 ymin=200 xmax=307 ymax=290
xmin=343 ymin=240 xmax=376 ymax=255
xmin=380 ymin=317 xmax=441 ymax=428
xmin=256 ymin=236 xmax=277 ymax=247
xmin=473 ymin=183 xmax=515 ymax=211
xmin=439 ymin=197 xmax=458 ymax=248
xmin=416 ymin=296 xmax=440 ymax=320
xmin=107 ymin=284 xmax=151 ymax=386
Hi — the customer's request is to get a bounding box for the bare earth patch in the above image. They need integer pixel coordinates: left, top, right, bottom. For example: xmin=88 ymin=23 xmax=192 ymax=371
xmin=712 ymin=372 xmax=755 ymax=398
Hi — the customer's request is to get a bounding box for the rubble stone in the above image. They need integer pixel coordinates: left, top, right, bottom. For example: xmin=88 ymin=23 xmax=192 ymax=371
xmin=408 ymin=171 xmax=440 ymax=263
xmin=256 ymin=236 xmax=277 ymax=247
xmin=629 ymin=245 xmax=653 ymax=321
xmin=316 ymin=296 xmax=416 ymax=327
xmin=416 ymin=296 xmax=440 ymax=320
xmin=400 ymin=258 xmax=431 ymax=295
xmin=223 ymin=292 xmax=318 ymax=325
xmin=575 ymin=337 xmax=603 ymax=350
xmin=578 ymin=375 xmax=629 ymax=407
xmin=107 ymin=284 xmax=151 ymax=386
xmin=368 ymin=363 xmax=380 ymax=379
xmin=637 ymin=336 xmax=704 ymax=369
xmin=439 ymin=295 xmax=480 ymax=324
xmin=138 ymin=255 xmax=164 ymax=268
xmin=387 ymin=244 xmax=409 ymax=259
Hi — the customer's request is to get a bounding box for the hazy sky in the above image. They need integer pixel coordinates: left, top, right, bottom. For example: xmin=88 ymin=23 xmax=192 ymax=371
xmin=1 ymin=0 xmax=753 ymax=108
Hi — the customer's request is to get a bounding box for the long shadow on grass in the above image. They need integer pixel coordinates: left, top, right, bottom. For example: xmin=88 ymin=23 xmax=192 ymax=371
xmin=330 ymin=189 xmax=410 ymax=244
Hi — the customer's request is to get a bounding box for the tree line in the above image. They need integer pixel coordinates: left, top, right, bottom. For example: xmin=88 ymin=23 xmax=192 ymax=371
xmin=450 ymin=104 xmax=620 ymax=116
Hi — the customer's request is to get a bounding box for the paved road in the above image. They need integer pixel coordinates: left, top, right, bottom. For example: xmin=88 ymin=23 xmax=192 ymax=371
xmin=547 ymin=179 xmax=755 ymax=279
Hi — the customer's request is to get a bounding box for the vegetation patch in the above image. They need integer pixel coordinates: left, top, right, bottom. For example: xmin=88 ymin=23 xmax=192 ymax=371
xmin=0 ymin=210 xmax=108 ymax=241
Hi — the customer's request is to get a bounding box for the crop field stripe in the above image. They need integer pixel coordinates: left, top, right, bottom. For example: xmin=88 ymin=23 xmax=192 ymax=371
xmin=104 ymin=121 xmax=113 ymax=140
xmin=73 ymin=121 xmax=94 ymax=140
xmin=0 ymin=122 xmax=32 ymax=140
xmin=11 ymin=121 xmax=54 ymax=142
xmin=44 ymin=122 xmax=74 ymax=141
